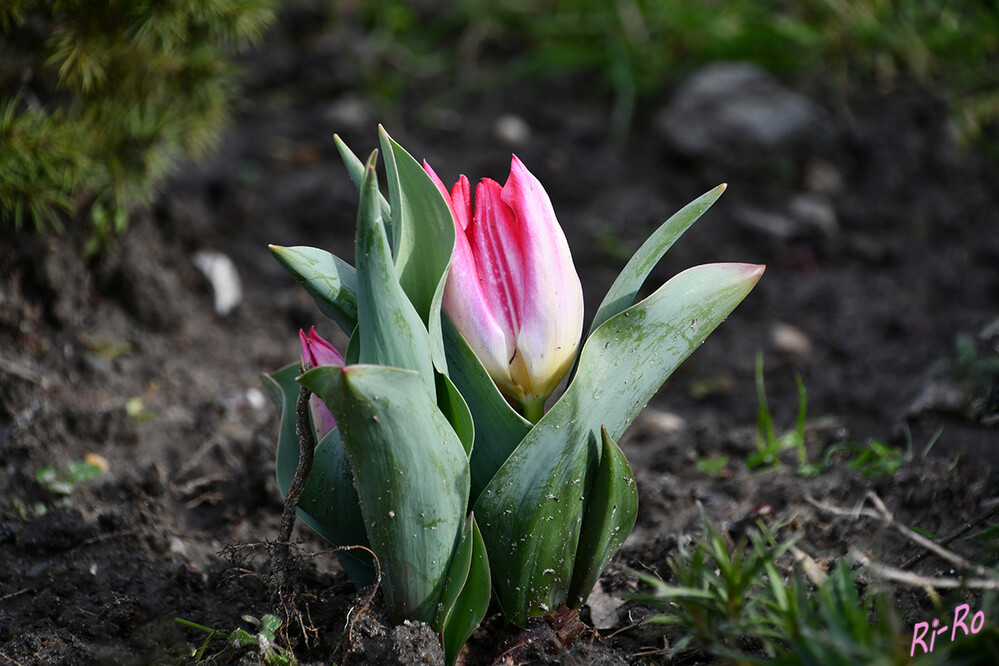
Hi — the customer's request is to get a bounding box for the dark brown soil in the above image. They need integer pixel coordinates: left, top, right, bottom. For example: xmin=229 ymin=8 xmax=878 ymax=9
xmin=2 ymin=7 xmax=997 ymax=666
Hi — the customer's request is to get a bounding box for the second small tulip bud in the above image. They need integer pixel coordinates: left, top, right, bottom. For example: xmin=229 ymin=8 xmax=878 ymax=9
xmin=299 ymin=326 xmax=344 ymax=438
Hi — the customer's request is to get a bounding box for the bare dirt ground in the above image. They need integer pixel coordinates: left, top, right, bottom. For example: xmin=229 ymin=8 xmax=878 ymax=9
xmin=2 ymin=7 xmax=997 ymax=665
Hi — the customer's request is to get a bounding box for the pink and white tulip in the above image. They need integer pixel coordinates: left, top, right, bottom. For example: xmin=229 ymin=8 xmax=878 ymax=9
xmin=299 ymin=326 xmax=345 ymax=438
xmin=425 ymin=156 xmax=584 ymax=421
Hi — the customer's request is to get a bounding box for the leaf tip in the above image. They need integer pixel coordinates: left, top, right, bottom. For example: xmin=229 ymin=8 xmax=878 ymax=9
xmin=736 ymin=263 xmax=766 ymax=289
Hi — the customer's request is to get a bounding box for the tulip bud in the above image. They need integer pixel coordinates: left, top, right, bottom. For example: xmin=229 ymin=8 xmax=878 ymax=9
xmin=426 ymin=156 xmax=584 ymax=422
xmin=299 ymin=326 xmax=344 ymax=438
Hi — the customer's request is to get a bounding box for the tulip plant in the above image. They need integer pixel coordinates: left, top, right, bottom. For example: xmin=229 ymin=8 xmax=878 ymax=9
xmin=264 ymin=126 xmax=763 ymax=663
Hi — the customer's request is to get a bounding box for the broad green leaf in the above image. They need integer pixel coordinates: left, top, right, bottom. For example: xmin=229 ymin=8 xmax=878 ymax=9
xmin=262 ymin=364 xmax=373 ymax=584
xmin=442 ymin=314 xmax=531 ymax=502
xmin=378 ymin=127 xmax=455 ymax=323
xmin=585 ymin=184 xmax=727 ymax=342
xmin=568 ymin=262 xmax=764 ymax=444
xmin=435 ymin=514 xmax=491 ymax=666
xmin=477 ymin=429 xmax=599 ymax=624
xmin=345 ymin=324 xmax=361 ymax=365
xmin=262 ymin=363 xmax=305 ymax=498
xmin=566 ymin=426 xmax=638 ymax=607
xmin=269 ymin=245 xmax=358 ymax=335
xmin=301 ymin=427 xmax=375 ymax=584
xmin=378 ymin=127 xmax=454 ymax=376
xmin=299 ymin=364 xmax=469 ymax=624
xmin=475 ymin=262 xmax=764 ymax=625
xmin=334 ymin=128 xmax=455 ymax=376
xmin=435 ymin=371 xmax=475 ymax=458
xmin=333 ymin=134 xmax=393 ymax=243
xmin=354 ymin=152 xmax=435 ymax=396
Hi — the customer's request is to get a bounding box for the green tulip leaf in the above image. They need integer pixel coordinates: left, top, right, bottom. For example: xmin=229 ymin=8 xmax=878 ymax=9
xmin=436 ymin=371 xmax=475 ymax=458
xmin=566 ymin=426 xmax=638 ymax=608
xmin=585 ymin=184 xmax=727 ymax=342
xmin=434 ymin=513 xmax=491 ymax=666
xmin=476 ymin=262 xmax=764 ymax=625
xmin=378 ymin=126 xmax=455 ymax=326
xmin=262 ymin=364 xmax=373 ymax=584
xmin=299 ymin=364 xmax=470 ymax=624
xmin=345 ymin=324 xmax=361 ymax=365
xmin=442 ymin=314 xmax=532 ymax=503
xmin=299 ymin=427 xmax=375 ymax=584
xmin=569 ymin=262 xmax=763 ymax=442
xmin=355 ymin=151 xmax=435 ymax=396
xmin=378 ymin=127 xmax=454 ymax=379
xmin=333 ymin=133 xmax=393 ymax=245
xmin=475 ymin=427 xmax=599 ymax=624
xmin=263 ymin=363 xmax=302 ymax=497
xmin=269 ymin=245 xmax=358 ymax=336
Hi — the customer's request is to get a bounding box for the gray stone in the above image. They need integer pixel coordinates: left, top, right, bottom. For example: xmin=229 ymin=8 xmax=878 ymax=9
xmin=656 ymin=62 xmax=834 ymax=163
xmin=788 ymin=193 xmax=838 ymax=236
xmin=493 ymin=114 xmax=531 ymax=147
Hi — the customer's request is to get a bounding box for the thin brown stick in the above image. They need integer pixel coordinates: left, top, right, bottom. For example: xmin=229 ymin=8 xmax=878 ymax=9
xmin=269 ymin=385 xmax=316 ymax=606
xmin=0 ymin=588 xmax=32 ymax=603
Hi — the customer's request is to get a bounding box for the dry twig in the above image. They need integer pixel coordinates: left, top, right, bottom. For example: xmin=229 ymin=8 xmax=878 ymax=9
xmin=902 ymin=502 xmax=999 ymax=571
xmin=850 ymin=549 xmax=999 ymax=591
xmin=807 ymin=492 xmax=999 ymax=590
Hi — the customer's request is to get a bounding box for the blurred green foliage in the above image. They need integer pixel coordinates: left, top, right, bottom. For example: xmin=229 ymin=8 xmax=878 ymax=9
xmin=343 ymin=0 xmax=999 ymax=138
xmin=1 ymin=0 xmax=275 ymax=241
xmin=6 ymin=1 xmax=998 ymax=240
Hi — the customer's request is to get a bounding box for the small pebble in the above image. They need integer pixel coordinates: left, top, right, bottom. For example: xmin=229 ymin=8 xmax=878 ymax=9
xmin=193 ymin=251 xmax=242 ymax=316
xmin=640 ymin=409 xmax=687 ymax=435
xmin=804 ymin=159 xmax=843 ymax=196
xmin=788 ymin=193 xmax=838 ymax=236
xmin=772 ymin=321 xmax=813 ymax=359
xmin=245 ymin=388 xmax=266 ymax=410
xmin=493 ymin=114 xmax=531 ymax=147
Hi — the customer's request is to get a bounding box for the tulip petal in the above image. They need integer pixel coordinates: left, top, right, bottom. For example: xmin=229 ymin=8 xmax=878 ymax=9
xmin=437 ymin=155 xmax=583 ymax=411
xmin=300 ymin=326 xmax=345 ymax=368
xmin=426 ymin=162 xmax=513 ymax=394
xmin=450 ymin=176 xmax=472 ymax=233
xmin=471 ymin=178 xmax=524 ymax=353
xmin=501 ymin=156 xmax=584 ymax=400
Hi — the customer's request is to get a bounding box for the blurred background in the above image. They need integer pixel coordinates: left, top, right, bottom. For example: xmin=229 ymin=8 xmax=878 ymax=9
xmin=4 ymin=0 xmax=999 ymax=241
